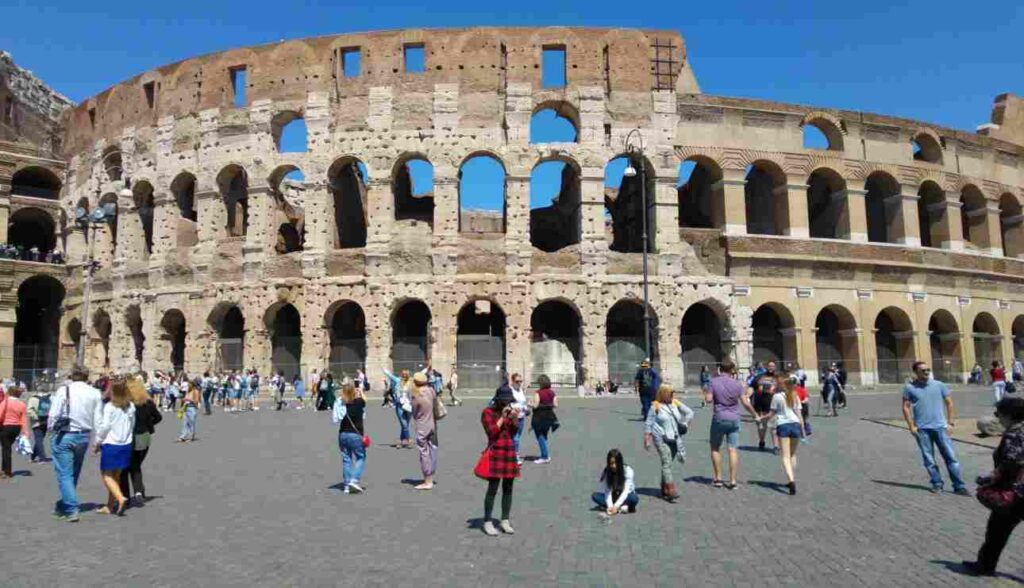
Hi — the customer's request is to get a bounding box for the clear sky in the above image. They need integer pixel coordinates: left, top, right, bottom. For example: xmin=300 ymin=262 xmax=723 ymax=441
xmin=3 ymin=0 xmax=1021 ymax=211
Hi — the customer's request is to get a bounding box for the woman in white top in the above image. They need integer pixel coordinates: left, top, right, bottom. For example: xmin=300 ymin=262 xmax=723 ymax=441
xmin=592 ymin=449 xmax=638 ymax=514
xmin=762 ymin=375 xmax=805 ymax=496
xmin=643 ymin=384 xmax=694 ymax=502
xmin=93 ymin=378 xmax=136 ymax=515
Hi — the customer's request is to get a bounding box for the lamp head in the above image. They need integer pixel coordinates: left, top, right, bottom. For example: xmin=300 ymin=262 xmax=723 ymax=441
xmin=623 ymin=165 xmax=637 ymax=178
xmin=74 ymin=207 xmax=88 ymax=222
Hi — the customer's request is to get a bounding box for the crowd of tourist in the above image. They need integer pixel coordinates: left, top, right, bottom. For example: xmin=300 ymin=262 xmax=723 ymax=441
xmin=0 ymin=243 xmax=65 ymax=264
xmin=0 ymin=353 xmax=1021 ymax=577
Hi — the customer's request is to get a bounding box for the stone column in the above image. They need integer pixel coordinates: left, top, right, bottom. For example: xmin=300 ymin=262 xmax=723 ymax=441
xmin=894 ymin=188 xmax=921 ymax=247
xmin=0 ymin=169 xmax=11 ymax=244
xmin=979 ymin=201 xmax=1004 ymax=256
xmin=846 ymin=182 xmax=869 ymax=242
xmin=721 ymin=169 xmax=747 ymax=235
xmin=364 ymin=178 xmax=392 ymax=276
xmin=940 ymin=195 xmax=965 ymax=251
xmin=579 ymin=169 xmax=606 ymax=276
xmin=432 ymin=174 xmax=458 ymax=275
xmin=364 ymin=285 xmax=390 ymax=378
xmin=654 ymin=175 xmax=681 ymax=276
xmin=505 ymin=283 xmax=531 ymax=381
xmin=151 ymin=192 xmax=175 ymax=259
xmin=782 ymin=177 xmax=810 ymax=238
xmin=659 ymin=318 xmax=683 ymax=388
xmin=1004 ymin=212 xmax=1024 ymax=258
xmin=581 ymin=294 xmax=607 ymax=388
xmin=196 ymin=189 xmax=224 ymax=245
xmin=504 ymin=173 xmax=531 ymax=275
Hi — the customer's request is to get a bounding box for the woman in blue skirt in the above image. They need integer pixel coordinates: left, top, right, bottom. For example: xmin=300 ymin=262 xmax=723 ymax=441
xmin=94 ymin=378 xmax=136 ymax=515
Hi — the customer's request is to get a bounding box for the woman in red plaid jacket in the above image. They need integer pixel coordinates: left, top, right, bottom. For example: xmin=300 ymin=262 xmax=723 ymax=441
xmin=475 ymin=385 xmax=521 ymax=536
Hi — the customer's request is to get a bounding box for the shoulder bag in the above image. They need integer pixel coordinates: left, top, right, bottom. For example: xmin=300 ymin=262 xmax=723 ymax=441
xmin=344 ymin=409 xmax=371 ymax=448
xmin=51 ymin=385 xmax=72 ymax=435
xmin=433 ymin=390 xmax=447 ymax=421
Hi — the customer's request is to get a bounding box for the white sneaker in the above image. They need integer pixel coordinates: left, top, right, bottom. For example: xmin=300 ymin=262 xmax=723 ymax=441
xmin=619 ymin=505 xmax=630 ymax=513
xmin=342 ymin=485 xmax=350 ymax=494
xmin=482 ymin=520 xmax=498 ymax=536
xmin=499 ymin=520 xmax=515 ymax=534
xmin=348 ymin=482 xmax=364 ymax=494
xmin=535 ymin=458 xmax=551 ymax=464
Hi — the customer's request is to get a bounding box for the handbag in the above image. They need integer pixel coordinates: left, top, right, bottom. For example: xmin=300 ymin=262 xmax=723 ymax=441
xmin=977 ymin=483 xmax=1019 ymax=513
xmin=51 ymin=386 xmax=71 ymax=434
xmin=344 ymin=412 xmax=371 ymax=448
xmin=433 ymin=391 xmax=447 ymax=421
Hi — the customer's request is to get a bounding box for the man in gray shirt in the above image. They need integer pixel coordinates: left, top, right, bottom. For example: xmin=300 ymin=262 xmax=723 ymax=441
xmin=48 ymin=365 xmax=103 ymax=522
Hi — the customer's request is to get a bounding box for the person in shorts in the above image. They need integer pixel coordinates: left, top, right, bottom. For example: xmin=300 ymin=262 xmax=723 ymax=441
xmin=751 ymin=361 xmax=779 ymax=451
xmin=704 ymin=360 xmax=758 ymax=490
xmin=765 ymin=375 xmax=806 ymax=495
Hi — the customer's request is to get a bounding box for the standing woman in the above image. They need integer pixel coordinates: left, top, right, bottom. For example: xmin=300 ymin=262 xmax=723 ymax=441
xmin=383 ymin=369 xmax=413 ymax=448
xmin=93 ymin=378 xmax=136 ymax=515
xmin=991 ymin=360 xmax=1007 ymax=404
xmin=643 ymin=384 xmax=694 ymax=502
xmin=332 ymin=382 xmax=367 ymax=494
xmin=475 ymin=386 xmax=520 ymax=536
xmin=120 ymin=376 xmax=162 ymax=505
xmin=764 ymin=375 xmax=806 ymax=495
xmin=0 ymin=386 xmax=31 ymax=479
xmin=530 ymin=375 xmax=559 ymax=464
xmin=176 ymin=381 xmax=200 ymax=442
xmin=410 ymin=372 xmax=437 ymax=490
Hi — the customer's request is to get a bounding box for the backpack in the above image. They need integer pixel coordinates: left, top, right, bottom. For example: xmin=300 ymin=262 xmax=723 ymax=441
xmin=36 ymin=395 xmax=52 ymax=419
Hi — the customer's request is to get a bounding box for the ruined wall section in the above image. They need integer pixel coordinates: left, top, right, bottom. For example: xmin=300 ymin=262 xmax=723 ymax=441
xmin=0 ymin=52 xmax=73 ymax=156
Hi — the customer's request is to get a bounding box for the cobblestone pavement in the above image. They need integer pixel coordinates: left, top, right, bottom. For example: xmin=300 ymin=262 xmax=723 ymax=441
xmin=4 ymin=387 xmax=1023 ymax=587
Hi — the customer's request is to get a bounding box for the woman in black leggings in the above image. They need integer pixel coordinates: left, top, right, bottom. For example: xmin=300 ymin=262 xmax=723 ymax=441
xmin=119 ymin=377 xmax=161 ymax=504
xmin=475 ymin=386 xmax=521 ymax=536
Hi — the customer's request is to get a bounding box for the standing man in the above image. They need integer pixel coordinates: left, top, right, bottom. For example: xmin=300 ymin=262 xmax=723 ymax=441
xmin=634 ymin=359 xmax=660 ymax=421
xmin=902 ymin=361 xmax=970 ymax=496
xmin=751 ymin=360 xmax=779 ymax=451
xmin=48 ymin=365 xmax=103 ymax=522
xmin=447 ymin=365 xmax=462 ymax=406
xmin=704 ymin=360 xmax=759 ymax=490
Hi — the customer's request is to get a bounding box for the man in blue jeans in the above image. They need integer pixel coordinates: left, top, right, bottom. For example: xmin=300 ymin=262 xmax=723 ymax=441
xmin=634 ymin=359 xmax=660 ymax=421
xmin=902 ymin=361 xmax=970 ymax=496
xmin=47 ymin=365 xmax=104 ymax=522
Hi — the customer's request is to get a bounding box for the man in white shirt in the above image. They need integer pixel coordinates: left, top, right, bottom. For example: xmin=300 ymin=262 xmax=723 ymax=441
xmin=47 ymin=365 xmax=103 ymax=522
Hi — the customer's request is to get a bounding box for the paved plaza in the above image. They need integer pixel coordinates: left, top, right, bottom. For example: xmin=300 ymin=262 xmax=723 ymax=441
xmin=4 ymin=386 xmax=1023 ymax=587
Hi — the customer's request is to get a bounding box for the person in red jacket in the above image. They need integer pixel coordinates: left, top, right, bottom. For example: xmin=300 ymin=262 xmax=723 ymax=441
xmin=474 ymin=385 xmax=521 ymax=536
xmin=991 ymin=361 xmax=1007 ymax=404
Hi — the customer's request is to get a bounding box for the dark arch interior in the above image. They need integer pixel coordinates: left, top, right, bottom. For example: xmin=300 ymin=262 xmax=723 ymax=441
xmin=457 ymin=301 xmax=507 ymax=390
xmin=874 ymin=309 xmax=913 ymax=383
xmin=220 ymin=168 xmax=249 ymax=237
xmin=917 ymin=182 xmax=945 ymax=248
xmin=161 ymin=310 xmax=186 ymax=371
xmin=606 ymin=301 xmax=659 ymax=384
xmin=14 ymin=276 xmax=64 ymax=384
xmin=530 ymin=300 xmax=582 ymax=386
xmin=606 ymin=156 xmax=657 ymax=253
xmin=276 ymin=223 xmax=303 ymax=254
xmin=815 ymin=307 xmax=852 ymax=372
xmin=807 ymin=170 xmax=847 ymax=239
xmin=217 ymin=306 xmax=245 ymax=371
xmin=134 ymin=184 xmax=155 ymax=255
xmin=752 ymin=305 xmax=790 ymax=365
xmin=391 ymin=300 xmax=432 ymax=372
xmin=744 ymin=164 xmax=784 ymax=235
xmin=393 ymin=158 xmax=434 ymax=225
xmin=329 ymin=160 xmax=368 ymax=248
xmin=677 ymin=160 xmax=719 ymax=229
xmin=329 ymin=302 xmax=366 ymax=376
xmin=865 ymin=173 xmax=900 ymax=244
xmin=530 ymin=160 xmax=581 ymax=252
xmin=973 ymin=313 xmax=1002 ymax=371
xmin=8 ymin=208 xmax=56 ymax=253
xmin=11 ymin=167 xmax=61 ymax=199
xmin=126 ymin=306 xmax=145 ymax=365
xmin=172 ymin=174 xmax=197 ymax=221
xmin=270 ymin=304 xmax=302 ymax=379
xmin=680 ymin=304 xmax=723 ymax=385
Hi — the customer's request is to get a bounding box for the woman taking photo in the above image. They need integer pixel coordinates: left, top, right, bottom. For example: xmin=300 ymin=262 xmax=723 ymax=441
xmin=383 ymin=368 xmax=413 ymax=448
xmin=332 ymin=382 xmax=367 ymax=494
xmin=176 ymin=381 xmax=200 ymax=442
xmin=763 ymin=375 xmax=806 ymax=495
xmin=94 ymin=378 xmax=136 ymax=515
xmin=410 ymin=372 xmax=437 ymax=490
xmin=474 ymin=386 xmax=520 ymax=536
xmin=964 ymin=396 xmax=1024 ymax=576
xmin=643 ymin=384 xmax=694 ymax=502
xmin=530 ymin=375 xmax=559 ymax=464
xmin=592 ymin=449 xmax=638 ymax=515
xmin=120 ymin=376 xmax=161 ymax=505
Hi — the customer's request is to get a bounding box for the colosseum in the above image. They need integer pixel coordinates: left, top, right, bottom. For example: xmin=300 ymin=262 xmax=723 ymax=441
xmin=3 ymin=26 xmax=1024 ymax=390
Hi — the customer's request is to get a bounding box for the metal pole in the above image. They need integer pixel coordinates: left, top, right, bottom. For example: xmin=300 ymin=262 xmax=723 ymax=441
xmin=640 ymin=153 xmax=651 ymax=361
xmin=75 ymin=222 xmax=97 ymax=367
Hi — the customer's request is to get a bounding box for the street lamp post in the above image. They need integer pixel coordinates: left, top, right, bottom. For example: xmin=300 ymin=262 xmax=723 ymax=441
xmin=73 ymin=181 xmax=125 ymax=367
xmin=623 ymin=129 xmax=652 ymax=361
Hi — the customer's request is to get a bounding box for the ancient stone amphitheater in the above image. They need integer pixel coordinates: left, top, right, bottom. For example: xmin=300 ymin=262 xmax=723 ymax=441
xmin=4 ymin=26 xmax=1024 ymax=389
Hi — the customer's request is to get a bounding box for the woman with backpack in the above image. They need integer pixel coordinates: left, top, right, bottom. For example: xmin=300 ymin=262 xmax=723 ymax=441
xmin=643 ymin=384 xmax=694 ymax=502
xmin=120 ymin=376 xmax=161 ymax=505
xmin=27 ymin=389 xmax=52 ymax=463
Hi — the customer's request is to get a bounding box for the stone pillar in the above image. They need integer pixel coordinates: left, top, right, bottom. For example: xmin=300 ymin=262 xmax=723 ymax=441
xmin=302 ymin=180 xmax=330 ymax=252
xmin=721 ymin=169 xmax=747 ymax=235
xmin=940 ymin=195 xmax=965 ymax=251
xmin=581 ymin=293 xmax=607 ymax=388
xmin=196 ymin=189 xmax=224 ymax=245
xmin=364 ymin=285 xmax=390 ymax=378
xmin=364 ymin=178 xmax=392 ymax=277
xmin=846 ymin=182 xmax=869 ymax=242
xmin=432 ymin=174 xmax=458 ymax=275
xmin=115 ymin=191 xmax=144 ymax=265
xmin=980 ymin=201 xmax=1004 ymax=256
xmin=505 ymin=283 xmax=531 ymax=381
xmin=0 ymin=295 xmax=15 ymax=380
xmin=0 ymin=169 xmax=11 ymax=244
xmin=579 ymin=169 xmax=606 ymax=276
xmin=301 ymin=322 xmax=327 ymax=381
xmin=894 ymin=188 xmax=921 ymax=247
xmin=66 ymin=225 xmax=88 ymax=265
xmin=151 ymin=192 xmax=175 ymax=259
xmin=243 ymin=186 xmax=271 ymax=280
xmin=654 ymin=175 xmax=681 ymax=276
xmin=504 ymin=173 xmax=531 ymax=275
xmin=659 ymin=318 xmax=683 ymax=388
xmin=782 ymin=177 xmax=810 ymax=238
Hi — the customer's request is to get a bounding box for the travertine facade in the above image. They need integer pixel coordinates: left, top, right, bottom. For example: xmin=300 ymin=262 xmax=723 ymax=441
xmin=7 ymin=26 xmax=1024 ymax=388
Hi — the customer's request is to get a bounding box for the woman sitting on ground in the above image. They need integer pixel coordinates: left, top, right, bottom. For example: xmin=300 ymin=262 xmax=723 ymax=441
xmin=592 ymin=448 xmax=638 ymax=515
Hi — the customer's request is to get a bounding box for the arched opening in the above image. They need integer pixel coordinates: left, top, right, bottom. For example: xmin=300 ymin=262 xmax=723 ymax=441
xmin=327 ymin=301 xmax=366 ymax=379
xmin=960 ymin=185 xmax=989 ymax=251
xmin=680 ymin=303 xmax=725 ymax=387
xmin=125 ymin=305 xmax=145 ymax=366
xmin=217 ymin=165 xmax=249 ymax=237
xmin=802 ymin=123 xmax=831 ymax=150
xmin=918 ymin=181 xmax=946 ymax=248
xmin=929 ymin=310 xmax=962 ymax=383
xmin=160 ymin=309 xmax=186 ymax=372
xmin=391 ymin=299 xmax=431 ymax=373
xmin=912 ymin=133 xmax=943 ymax=164
xmin=102 ymin=148 xmax=123 ymax=182
xmin=529 ymin=102 xmax=579 ymax=144
xmin=327 ymin=157 xmax=368 ymax=249
xmin=133 ymin=181 xmax=155 ymax=255
xmin=530 ymin=300 xmax=582 ymax=388
xmin=677 ymin=157 xmax=722 ymax=229
xmin=457 ymin=300 xmax=507 ymax=391
xmin=271 ymin=111 xmax=307 ymax=153
xmin=268 ymin=303 xmax=302 ymax=380
xmin=92 ymin=309 xmax=112 ymax=369
xmin=269 ymin=166 xmax=305 ymax=254
xmin=605 ymin=155 xmax=657 ymax=253
xmin=171 ymin=172 xmax=198 ymax=248
xmin=393 ymin=155 xmax=434 ymax=227
xmin=458 ymin=154 xmax=506 ymax=233
xmin=606 ymin=300 xmax=659 ymax=386
xmin=801 ymin=118 xmax=844 ymax=151
xmin=865 ymin=172 xmax=901 ymax=244
xmin=97 ymin=193 xmax=119 ymax=259
xmin=1013 ymin=316 xmax=1024 ymax=364
xmin=8 ymin=207 xmax=56 ymax=256
xmin=874 ymin=307 xmax=914 ymax=383
xmin=744 ymin=160 xmax=787 ymax=235
xmin=752 ymin=303 xmax=797 ymax=366
xmin=973 ymin=312 xmax=1002 ymax=372
xmin=209 ymin=304 xmax=244 ymax=372
xmin=11 ymin=166 xmax=61 ymax=199
xmin=999 ymin=193 xmax=1024 ymax=258
xmin=530 ymin=158 xmax=581 ymax=251
xmin=807 ymin=168 xmax=848 ymax=239
xmin=14 ymin=276 xmax=64 ymax=385
xmin=814 ymin=305 xmax=860 ymax=381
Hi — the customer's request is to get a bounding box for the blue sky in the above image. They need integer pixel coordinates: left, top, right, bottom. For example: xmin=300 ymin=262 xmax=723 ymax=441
xmin=3 ymin=0 xmax=1021 ymax=211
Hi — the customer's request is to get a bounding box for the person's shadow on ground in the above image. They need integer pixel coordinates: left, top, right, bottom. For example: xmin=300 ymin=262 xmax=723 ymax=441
xmin=931 ymin=559 xmax=1024 ymax=583
xmin=749 ymin=480 xmax=789 ymax=495
xmin=871 ymin=479 xmax=934 ymax=493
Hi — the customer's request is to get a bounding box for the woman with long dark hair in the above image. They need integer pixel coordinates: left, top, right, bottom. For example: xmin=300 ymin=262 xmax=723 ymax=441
xmin=474 ymin=386 xmax=520 ymax=536
xmin=592 ymin=449 xmax=638 ymax=514
xmin=530 ymin=374 xmax=559 ymax=464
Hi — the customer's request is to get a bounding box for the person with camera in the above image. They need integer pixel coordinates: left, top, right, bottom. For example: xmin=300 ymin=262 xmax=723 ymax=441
xmin=643 ymin=384 xmax=694 ymax=502
xmin=474 ymin=385 xmax=520 ymax=535
xmin=332 ymin=381 xmax=368 ymax=495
